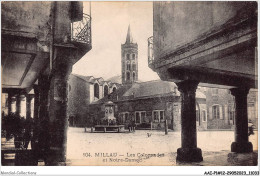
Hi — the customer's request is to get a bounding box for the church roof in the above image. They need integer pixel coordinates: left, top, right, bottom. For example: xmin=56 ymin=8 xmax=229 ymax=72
xmin=71 ymin=74 xmax=119 ymax=86
xmin=125 ymin=25 xmax=133 ymax=44
xmin=90 ymin=80 xmax=206 ymax=105
xmin=122 ymin=80 xmax=179 ymax=98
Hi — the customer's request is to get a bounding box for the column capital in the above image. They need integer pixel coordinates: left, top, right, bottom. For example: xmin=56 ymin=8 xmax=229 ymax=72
xmin=16 ymin=94 xmax=23 ymax=100
xmin=230 ymin=87 xmax=250 ymax=97
xmin=26 ymin=94 xmax=34 ymax=100
xmin=33 ymin=84 xmax=39 ymax=92
xmin=176 ymin=80 xmax=199 ymax=94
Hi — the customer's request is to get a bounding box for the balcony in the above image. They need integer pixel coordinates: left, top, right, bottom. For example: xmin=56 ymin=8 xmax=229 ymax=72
xmin=71 ymin=13 xmax=91 ymax=45
xmin=148 ymin=36 xmax=154 ymax=65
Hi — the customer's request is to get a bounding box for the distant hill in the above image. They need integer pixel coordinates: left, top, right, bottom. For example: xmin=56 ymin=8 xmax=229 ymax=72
xmin=107 ymin=75 xmax=122 ymax=84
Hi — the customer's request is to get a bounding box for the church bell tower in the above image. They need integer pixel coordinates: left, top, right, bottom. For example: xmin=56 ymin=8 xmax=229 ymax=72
xmin=121 ymin=25 xmax=138 ymax=85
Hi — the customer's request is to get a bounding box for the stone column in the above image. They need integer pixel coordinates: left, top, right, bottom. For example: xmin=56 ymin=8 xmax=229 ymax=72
xmin=46 ymin=58 xmax=73 ymax=165
xmin=38 ymin=75 xmax=50 ymax=121
xmin=15 ymin=95 xmax=22 ymax=116
xmin=230 ymin=88 xmax=253 ymax=153
xmin=36 ymin=75 xmax=51 ymax=160
xmin=31 ymin=85 xmax=40 ymax=152
xmin=26 ymin=95 xmax=33 ymax=119
xmin=33 ymin=85 xmax=40 ymax=121
xmin=176 ymin=80 xmax=203 ymax=162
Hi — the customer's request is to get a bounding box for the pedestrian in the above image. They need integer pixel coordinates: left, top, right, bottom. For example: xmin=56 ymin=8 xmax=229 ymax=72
xmin=128 ymin=123 xmax=132 ymax=132
xmin=131 ymin=120 xmax=136 ymax=132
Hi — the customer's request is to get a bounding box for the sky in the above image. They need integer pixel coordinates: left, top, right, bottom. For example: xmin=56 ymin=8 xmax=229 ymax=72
xmin=72 ymin=2 xmax=160 ymax=81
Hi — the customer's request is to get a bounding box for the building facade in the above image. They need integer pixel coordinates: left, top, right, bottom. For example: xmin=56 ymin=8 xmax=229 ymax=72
xmin=68 ymin=74 xmax=119 ymax=127
xmin=89 ymin=80 xmax=207 ymax=131
xmin=203 ymin=87 xmax=258 ymax=129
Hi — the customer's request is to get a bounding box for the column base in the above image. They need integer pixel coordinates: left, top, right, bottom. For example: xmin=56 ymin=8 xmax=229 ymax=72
xmin=176 ymin=148 xmax=203 ymax=162
xmin=231 ymin=142 xmax=253 ymax=153
xmin=44 ymin=149 xmax=66 ymax=166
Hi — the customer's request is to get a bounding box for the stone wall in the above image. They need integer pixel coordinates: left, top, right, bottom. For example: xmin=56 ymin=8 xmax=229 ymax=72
xmin=153 ymin=1 xmax=254 ymax=60
xmin=68 ymin=75 xmax=90 ymax=127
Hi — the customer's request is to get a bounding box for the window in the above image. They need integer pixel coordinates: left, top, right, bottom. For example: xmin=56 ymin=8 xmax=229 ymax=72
xmin=136 ymin=112 xmax=140 ymax=123
xmin=132 ymin=54 xmax=135 ymax=60
xmin=202 ymin=110 xmax=206 ymax=122
xmin=132 ymin=62 xmax=136 ymax=71
xmin=126 ymin=72 xmax=130 ymax=81
xmin=133 ymin=72 xmax=135 ymax=81
xmin=104 ymin=85 xmax=108 ymax=97
xmin=94 ymin=83 xmax=99 ymax=99
xmin=160 ymin=111 xmax=164 ymax=121
xmin=127 ymin=62 xmax=130 ymax=71
xmin=196 ymin=110 xmax=200 ymax=122
xmin=212 ymin=105 xmax=220 ymax=119
xmin=125 ymin=113 xmax=130 ymax=122
xmin=120 ymin=112 xmax=129 ymax=123
xmin=126 ymin=54 xmax=130 ymax=60
xmin=135 ymin=111 xmax=146 ymax=124
xmin=112 ymin=87 xmax=117 ymax=92
xmin=228 ymin=105 xmax=235 ymax=121
xmin=152 ymin=110 xmax=164 ymax=123
xmin=141 ymin=112 xmax=146 ymax=122
xmin=248 ymin=103 xmax=256 ymax=120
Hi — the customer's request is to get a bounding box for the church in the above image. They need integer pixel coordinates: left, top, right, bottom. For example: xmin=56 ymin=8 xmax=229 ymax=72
xmin=67 ymin=26 xmax=257 ymax=130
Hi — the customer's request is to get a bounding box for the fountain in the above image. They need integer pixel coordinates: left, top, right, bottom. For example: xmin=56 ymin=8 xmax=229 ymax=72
xmin=94 ymin=101 xmax=125 ymax=132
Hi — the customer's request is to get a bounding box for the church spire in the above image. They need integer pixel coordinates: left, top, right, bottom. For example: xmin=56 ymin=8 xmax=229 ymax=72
xmin=125 ymin=25 xmax=133 ymax=44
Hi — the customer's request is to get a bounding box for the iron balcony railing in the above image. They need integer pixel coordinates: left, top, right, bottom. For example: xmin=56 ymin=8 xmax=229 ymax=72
xmin=71 ymin=13 xmax=92 ymax=45
xmin=148 ymin=36 xmax=154 ymax=65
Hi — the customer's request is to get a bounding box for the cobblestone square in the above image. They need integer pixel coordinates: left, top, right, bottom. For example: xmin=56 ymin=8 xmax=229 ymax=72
xmin=66 ymin=127 xmax=258 ymax=166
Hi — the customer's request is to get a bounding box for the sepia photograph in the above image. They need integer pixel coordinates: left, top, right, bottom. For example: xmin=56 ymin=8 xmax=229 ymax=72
xmin=1 ymin=0 xmax=259 ymax=175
